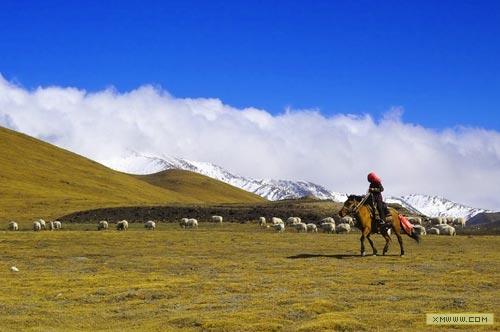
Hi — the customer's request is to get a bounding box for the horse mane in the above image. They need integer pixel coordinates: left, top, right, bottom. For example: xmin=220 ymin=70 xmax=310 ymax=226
xmin=348 ymin=194 xmax=365 ymax=202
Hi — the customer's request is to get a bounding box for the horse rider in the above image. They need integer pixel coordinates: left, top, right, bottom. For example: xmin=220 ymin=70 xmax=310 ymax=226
xmin=367 ymin=172 xmax=388 ymax=230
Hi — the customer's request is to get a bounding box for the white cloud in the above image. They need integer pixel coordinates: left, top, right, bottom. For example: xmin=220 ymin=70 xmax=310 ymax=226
xmin=1 ymin=74 xmax=499 ymax=210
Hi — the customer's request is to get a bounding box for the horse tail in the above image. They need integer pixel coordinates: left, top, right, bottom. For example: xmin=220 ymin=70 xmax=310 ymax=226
xmin=398 ymin=214 xmax=421 ymax=244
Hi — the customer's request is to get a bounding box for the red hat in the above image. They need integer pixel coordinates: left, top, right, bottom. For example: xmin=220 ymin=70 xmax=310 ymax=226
xmin=367 ymin=172 xmax=381 ymax=184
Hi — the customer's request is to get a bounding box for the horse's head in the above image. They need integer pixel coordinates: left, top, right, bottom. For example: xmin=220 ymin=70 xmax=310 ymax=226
xmin=338 ymin=195 xmax=361 ymax=218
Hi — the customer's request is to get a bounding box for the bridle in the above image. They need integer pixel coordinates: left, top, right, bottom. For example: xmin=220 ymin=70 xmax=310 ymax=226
xmin=343 ymin=192 xmax=371 ymax=216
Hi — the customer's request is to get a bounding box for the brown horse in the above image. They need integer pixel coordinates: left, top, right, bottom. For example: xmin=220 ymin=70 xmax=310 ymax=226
xmin=338 ymin=195 xmax=420 ymax=256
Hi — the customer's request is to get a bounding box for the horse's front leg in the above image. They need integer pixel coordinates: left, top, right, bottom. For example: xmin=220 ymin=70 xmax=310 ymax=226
xmin=382 ymin=233 xmax=391 ymax=255
xmin=366 ymin=233 xmax=377 ymax=256
xmin=360 ymin=234 xmax=366 ymax=256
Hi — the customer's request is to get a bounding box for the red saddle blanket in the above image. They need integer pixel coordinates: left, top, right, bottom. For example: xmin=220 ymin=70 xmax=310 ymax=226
xmin=399 ymin=215 xmax=414 ymax=234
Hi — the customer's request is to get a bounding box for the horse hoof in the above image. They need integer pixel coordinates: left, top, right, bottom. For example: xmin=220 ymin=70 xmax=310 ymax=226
xmin=361 ymin=252 xmax=366 ymax=257
xmin=372 ymin=253 xmax=377 ymax=256
xmin=400 ymin=254 xmax=405 ymax=257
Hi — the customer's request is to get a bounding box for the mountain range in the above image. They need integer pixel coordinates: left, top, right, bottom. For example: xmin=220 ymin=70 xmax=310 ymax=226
xmin=109 ymin=152 xmax=493 ymax=220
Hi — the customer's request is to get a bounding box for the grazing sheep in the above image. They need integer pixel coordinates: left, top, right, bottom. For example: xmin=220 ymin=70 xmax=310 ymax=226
xmin=116 ymin=220 xmax=129 ymax=231
xmin=273 ymin=223 xmax=285 ymax=233
xmin=144 ymin=220 xmax=156 ymax=230
xmin=453 ymin=217 xmax=466 ymax=228
xmin=271 ymin=217 xmax=284 ymax=225
xmin=8 ymin=221 xmax=18 ymax=231
xmin=413 ymin=225 xmax=426 ymax=235
xmin=294 ymin=222 xmax=307 ymax=232
xmin=408 ymin=217 xmax=422 ymax=225
xmin=321 ymin=217 xmax=335 ymax=225
xmin=53 ymin=221 xmax=62 ymax=230
xmin=428 ymin=227 xmax=440 ymax=235
xmin=320 ymin=222 xmax=336 ymax=234
xmin=212 ymin=215 xmax=223 ymax=223
xmin=286 ymin=217 xmax=301 ymax=225
xmin=258 ymin=217 xmax=266 ymax=227
xmin=97 ymin=220 xmax=109 ymax=230
xmin=179 ymin=218 xmax=189 ymax=228
xmin=38 ymin=219 xmax=46 ymax=230
xmin=336 ymin=223 xmax=351 ymax=233
xmin=439 ymin=225 xmax=456 ymax=236
xmin=33 ymin=221 xmax=42 ymax=232
xmin=187 ymin=218 xmax=198 ymax=228
xmin=340 ymin=216 xmax=355 ymax=226
xmin=306 ymin=223 xmax=318 ymax=233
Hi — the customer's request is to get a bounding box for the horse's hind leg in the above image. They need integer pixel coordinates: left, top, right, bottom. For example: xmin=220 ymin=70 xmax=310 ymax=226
xmin=366 ymin=233 xmax=377 ymax=256
xmin=360 ymin=234 xmax=366 ymax=257
xmin=396 ymin=233 xmax=405 ymax=257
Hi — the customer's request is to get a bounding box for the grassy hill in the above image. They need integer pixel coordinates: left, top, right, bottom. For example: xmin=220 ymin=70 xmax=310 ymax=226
xmin=0 ymin=126 xmax=264 ymax=222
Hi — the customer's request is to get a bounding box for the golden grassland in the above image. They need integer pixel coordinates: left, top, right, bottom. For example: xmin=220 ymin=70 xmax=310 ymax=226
xmin=0 ymin=223 xmax=498 ymax=331
xmin=0 ymin=127 xmax=264 ymax=222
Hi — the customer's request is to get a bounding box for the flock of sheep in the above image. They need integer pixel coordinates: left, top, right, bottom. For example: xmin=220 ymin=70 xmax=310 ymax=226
xmin=5 ymin=215 xmax=465 ymax=236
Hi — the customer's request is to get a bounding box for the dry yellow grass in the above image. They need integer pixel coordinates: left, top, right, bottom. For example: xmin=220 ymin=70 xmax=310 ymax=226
xmin=0 ymin=223 xmax=498 ymax=331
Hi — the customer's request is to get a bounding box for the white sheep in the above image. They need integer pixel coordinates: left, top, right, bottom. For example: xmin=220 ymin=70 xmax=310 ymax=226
xmin=38 ymin=219 xmax=46 ymax=230
xmin=340 ymin=216 xmax=355 ymax=226
xmin=33 ymin=221 xmax=42 ymax=232
xmin=439 ymin=225 xmax=456 ymax=236
xmin=428 ymin=227 xmax=440 ymax=235
xmin=53 ymin=221 xmax=62 ymax=230
xmin=273 ymin=223 xmax=285 ymax=233
xmin=8 ymin=221 xmax=18 ymax=231
xmin=144 ymin=220 xmax=156 ymax=230
xmin=48 ymin=221 xmax=55 ymax=231
xmin=271 ymin=217 xmax=284 ymax=225
xmin=453 ymin=217 xmax=465 ymax=228
xmin=187 ymin=218 xmax=198 ymax=228
xmin=97 ymin=220 xmax=109 ymax=230
xmin=336 ymin=223 xmax=351 ymax=233
xmin=321 ymin=217 xmax=335 ymax=225
xmin=258 ymin=217 xmax=266 ymax=227
xmin=320 ymin=222 xmax=336 ymax=234
xmin=116 ymin=220 xmax=129 ymax=231
xmin=408 ymin=217 xmax=422 ymax=225
xmin=294 ymin=222 xmax=307 ymax=232
xmin=306 ymin=223 xmax=318 ymax=233
xmin=212 ymin=215 xmax=223 ymax=223
xmin=179 ymin=218 xmax=189 ymax=228
xmin=413 ymin=225 xmax=426 ymax=235
xmin=286 ymin=217 xmax=300 ymax=225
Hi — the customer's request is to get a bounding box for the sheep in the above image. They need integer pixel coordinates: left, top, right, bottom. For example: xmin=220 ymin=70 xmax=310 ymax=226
xmin=33 ymin=221 xmax=42 ymax=232
xmin=38 ymin=219 xmax=46 ymax=230
xmin=144 ymin=220 xmax=156 ymax=230
xmin=47 ymin=221 xmax=55 ymax=231
xmin=187 ymin=218 xmax=198 ymax=228
xmin=8 ymin=221 xmax=18 ymax=231
xmin=336 ymin=223 xmax=351 ymax=233
xmin=273 ymin=223 xmax=285 ymax=233
xmin=428 ymin=227 xmax=440 ymax=235
xmin=258 ymin=217 xmax=266 ymax=227
xmin=211 ymin=215 xmax=223 ymax=223
xmin=294 ymin=222 xmax=307 ymax=232
xmin=286 ymin=217 xmax=301 ymax=225
xmin=453 ymin=217 xmax=466 ymax=228
xmin=116 ymin=220 xmax=129 ymax=231
xmin=340 ymin=216 xmax=355 ymax=226
xmin=306 ymin=223 xmax=318 ymax=233
xmin=439 ymin=225 xmax=456 ymax=236
xmin=413 ymin=225 xmax=426 ymax=235
xmin=97 ymin=220 xmax=109 ymax=230
xmin=271 ymin=217 xmax=284 ymax=225
xmin=321 ymin=217 xmax=335 ymax=225
xmin=179 ymin=218 xmax=189 ymax=228
xmin=53 ymin=221 xmax=62 ymax=230
xmin=320 ymin=222 xmax=336 ymax=234
xmin=408 ymin=217 xmax=422 ymax=225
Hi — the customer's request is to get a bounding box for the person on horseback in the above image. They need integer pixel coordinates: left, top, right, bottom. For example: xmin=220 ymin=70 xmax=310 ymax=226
xmin=367 ymin=172 xmax=388 ymax=231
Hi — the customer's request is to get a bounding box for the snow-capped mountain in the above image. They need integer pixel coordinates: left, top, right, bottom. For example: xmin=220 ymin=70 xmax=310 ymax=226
xmin=107 ymin=152 xmax=349 ymax=202
xmin=107 ymin=152 xmax=492 ymax=220
xmin=398 ymin=194 xmax=491 ymax=220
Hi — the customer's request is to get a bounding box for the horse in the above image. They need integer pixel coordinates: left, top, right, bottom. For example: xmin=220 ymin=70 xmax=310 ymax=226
xmin=338 ymin=194 xmax=420 ymax=256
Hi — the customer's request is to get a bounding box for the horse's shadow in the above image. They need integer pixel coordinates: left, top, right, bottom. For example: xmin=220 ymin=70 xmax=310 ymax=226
xmin=286 ymin=253 xmax=401 ymax=259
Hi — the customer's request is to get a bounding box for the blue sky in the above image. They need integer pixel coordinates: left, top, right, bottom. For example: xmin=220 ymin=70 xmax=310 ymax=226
xmin=1 ymin=0 xmax=499 ymax=130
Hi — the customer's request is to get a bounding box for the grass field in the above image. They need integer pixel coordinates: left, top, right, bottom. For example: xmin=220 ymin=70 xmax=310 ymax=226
xmin=1 ymin=223 xmax=498 ymax=331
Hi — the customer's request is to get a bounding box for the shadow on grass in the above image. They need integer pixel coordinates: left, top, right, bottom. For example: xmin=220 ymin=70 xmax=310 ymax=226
xmin=286 ymin=253 xmax=401 ymax=259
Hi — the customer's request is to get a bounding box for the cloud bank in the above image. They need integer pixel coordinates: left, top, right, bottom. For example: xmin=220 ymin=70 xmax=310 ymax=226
xmin=1 ymin=75 xmax=499 ymax=210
